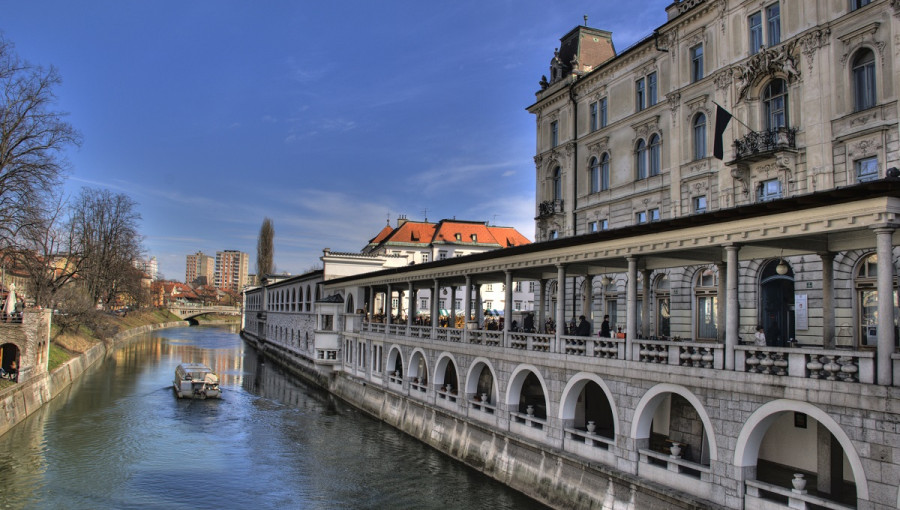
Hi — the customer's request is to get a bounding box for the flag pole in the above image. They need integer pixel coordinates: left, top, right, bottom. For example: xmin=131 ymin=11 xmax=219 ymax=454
xmin=712 ymin=101 xmax=754 ymax=132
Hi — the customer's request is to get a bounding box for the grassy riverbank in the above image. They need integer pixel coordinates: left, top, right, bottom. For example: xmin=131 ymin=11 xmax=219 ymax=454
xmin=48 ymin=308 xmax=182 ymax=372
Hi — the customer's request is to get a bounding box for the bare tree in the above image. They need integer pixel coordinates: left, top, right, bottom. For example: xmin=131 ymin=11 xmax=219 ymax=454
xmin=69 ymin=188 xmax=142 ymax=309
xmin=14 ymin=194 xmax=81 ymax=308
xmin=0 ymin=38 xmax=80 ymax=245
xmin=257 ymin=217 xmax=274 ymax=279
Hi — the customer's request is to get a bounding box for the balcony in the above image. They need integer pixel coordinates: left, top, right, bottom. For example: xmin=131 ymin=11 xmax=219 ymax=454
xmin=537 ymin=199 xmax=564 ymax=219
xmin=731 ymin=127 xmax=797 ymax=163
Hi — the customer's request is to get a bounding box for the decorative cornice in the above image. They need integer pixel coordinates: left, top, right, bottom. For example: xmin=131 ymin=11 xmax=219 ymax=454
xmin=631 ymin=115 xmax=661 ymax=142
xmin=799 ymin=28 xmax=831 ymax=71
xmin=734 ymin=41 xmax=799 ymax=100
xmin=838 ymin=22 xmax=885 ymax=66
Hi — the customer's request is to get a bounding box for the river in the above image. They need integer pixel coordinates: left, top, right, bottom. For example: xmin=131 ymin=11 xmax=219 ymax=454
xmin=0 ymin=325 xmax=546 ymax=509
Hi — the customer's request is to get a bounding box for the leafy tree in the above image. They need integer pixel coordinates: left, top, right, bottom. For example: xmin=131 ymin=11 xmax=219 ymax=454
xmin=0 ymin=38 xmax=80 ymax=245
xmin=256 ymin=217 xmax=274 ymax=280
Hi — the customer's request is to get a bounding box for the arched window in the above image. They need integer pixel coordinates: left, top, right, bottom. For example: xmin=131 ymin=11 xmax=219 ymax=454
xmin=649 ymin=134 xmax=661 ymax=176
xmin=852 ymin=49 xmax=876 ymax=112
xmin=763 ymin=79 xmax=788 ymax=130
xmin=552 ymin=167 xmax=562 ymax=201
xmin=695 ymin=268 xmax=718 ymax=341
xmin=693 ymin=113 xmax=707 ymax=160
xmin=600 ymin=153 xmax=610 ymax=191
xmin=635 ymin=139 xmax=647 ymax=179
xmin=655 ymin=275 xmax=670 ymax=338
xmin=589 ymin=157 xmax=600 ymax=193
xmin=855 ymin=253 xmax=898 ymax=346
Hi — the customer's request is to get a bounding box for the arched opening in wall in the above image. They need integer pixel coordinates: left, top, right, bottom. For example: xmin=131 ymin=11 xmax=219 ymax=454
xmin=752 ymin=412 xmax=857 ymax=507
xmin=434 ymin=356 xmax=458 ymax=394
xmin=693 ymin=267 xmax=718 ymax=341
xmin=516 ymin=371 xmax=547 ymax=419
xmin=655 ymin=274 xmax=670 ymax=339
xmin=0 ymin=343 xmax=20 ymax=381
xmin=647 ymin=393 xmax=710 ymax=467
xmin=467 ymin=362 xmax=495 ymax=404
xmin=387 ymin=348 xmax=403 ymax=378
xmin=409 ymin=351 xmax=427 ymax=385
xmin=561 ymin=378 xmax=615 ymax=439
xmin=346 ymin=294 xmax=354 ymax=314
xmin=760 ymin=259 xmax=795 ymax=347
xmin=854 ymin=252 xmax=898 ymax=348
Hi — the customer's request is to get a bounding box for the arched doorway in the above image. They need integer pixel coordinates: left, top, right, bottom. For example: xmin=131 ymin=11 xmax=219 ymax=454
xmin=1 ymin=343 xmax=20 ymax=381
xmin=760 ymin=259 xmax=795 ymax=347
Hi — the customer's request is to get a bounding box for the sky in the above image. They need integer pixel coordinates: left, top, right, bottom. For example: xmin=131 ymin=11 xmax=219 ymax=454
xmin=1 ymin=1 xmax=670 ymax=282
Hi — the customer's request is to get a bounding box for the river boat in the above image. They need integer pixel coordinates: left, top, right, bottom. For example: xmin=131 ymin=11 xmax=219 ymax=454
xmin=173 ymin=363 xmax=221 ymax=399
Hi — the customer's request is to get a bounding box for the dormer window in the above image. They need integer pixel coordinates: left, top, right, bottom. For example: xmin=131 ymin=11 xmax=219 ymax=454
xmin=470 ymin=234 xmax=477 ymax=242
xmin=455 ymin=233 xmax=462 ymax=241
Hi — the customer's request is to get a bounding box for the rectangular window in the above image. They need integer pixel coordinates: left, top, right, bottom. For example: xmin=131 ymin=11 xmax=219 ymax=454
xmin=438 ymin=251 xmax=447 ymax=260
xmin=485 ymin=284 xmax=493 ymax=291
xmin=514 ymin=300 xmax=522 ymax=311
xmin=694 ymin=196 xmax=707 ymax=213
xmin=549 ymin=230 xmax=558 ymax=239
xmin=697 ymin=295 xmax=718 ymax=340
xmin=636 ymin=211 xmax=647 ymax=224
xmin=851 ymin=0 xmax=872 ymax=9
xmin=600 ymin=219 xmax=609 ymax=230
xmin=599 ymin=97 xmax=608 ymax=128
xmin=589 ymin=102 xmax=599 ymax=132
xmin=648 ymin=72 xmax=657 ymax=106
xmin=758 ymin=178 xmax=782 ymax=201
xmin=421 ymin=253 xmax=429 ymax=263
xmin=454 ymin=299 xmax=461 ymax=309
xmin=636 ymin=78 xmax=645 ymax=111
xmin=649 ymin=208 xmax=660 ymax=222
xmin=856 ymin=156 xmax=878 ymax=182
xmin=529 ymin=282 xmax=536 ymax=292
xmin=749 ymin=11 xmax=763 ymax=54
xmin=589 ymin=221 xmax=598 ymax=232
xmin=420 ymin=298 xmax=428 ymax=309
xmin=766 ymin=4 xmax=780 ymax=47
xmin=551 ymin=120 xmax=559 ymax=147
xmin=514 ymin=282 xmax=522 ymax=292
xmin=321 ymin=314 xmax=334 ymax=331
xmin=439 ymin=299 xmax=445 ymax=309
xmin=690 ymin=44 xmax=704 ymax=83
xmin=484 ymin=300 xmax=492 ymax=309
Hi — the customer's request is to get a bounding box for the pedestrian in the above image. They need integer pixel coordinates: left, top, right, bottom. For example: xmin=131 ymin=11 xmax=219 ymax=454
xmin=523 ymin=312 xmax=534 ymax=333
xmin=599 ymin=315 xmax=611 ymax=338
xmin=576 ymin=315 xmax=591 ymax=336
xmin=754 ymin=325 xmax=767 ymax=346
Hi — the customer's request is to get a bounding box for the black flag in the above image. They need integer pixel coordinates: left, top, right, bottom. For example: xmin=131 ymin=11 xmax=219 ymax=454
xmin=713 ymin=104 xmax=733 ymax=160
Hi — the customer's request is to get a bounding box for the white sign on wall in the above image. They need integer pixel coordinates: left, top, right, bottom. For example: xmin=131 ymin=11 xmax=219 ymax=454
xmin=795 ymin=293 xmax=808 ymax=331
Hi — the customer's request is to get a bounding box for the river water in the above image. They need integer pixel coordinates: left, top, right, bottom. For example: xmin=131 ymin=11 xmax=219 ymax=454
xmin=0 ymin=325 xmax=546 ymax=509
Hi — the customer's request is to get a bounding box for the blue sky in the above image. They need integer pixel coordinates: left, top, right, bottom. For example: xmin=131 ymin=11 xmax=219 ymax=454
xmin=2 ymin=1 xmax=669 ymax=281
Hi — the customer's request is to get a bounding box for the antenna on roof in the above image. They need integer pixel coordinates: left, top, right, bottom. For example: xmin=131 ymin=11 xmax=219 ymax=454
xmin=422 ymin=208 xmax=428 ymax=222
xmin=492 ymin=214 xmax=497 ymax=226
xmin=584 ymin=15 xmax=588 ymax=26
xmin=386 ymin=212 xmax=390 ymax=226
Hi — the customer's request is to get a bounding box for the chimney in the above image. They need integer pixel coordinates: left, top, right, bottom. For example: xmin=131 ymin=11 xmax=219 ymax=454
xmin=397 ymin=214 xmax=408 ymax=227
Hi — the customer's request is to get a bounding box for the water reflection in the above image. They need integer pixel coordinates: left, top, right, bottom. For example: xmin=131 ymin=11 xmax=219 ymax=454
xmin=0 ymin=325 xmax=545 ymax=510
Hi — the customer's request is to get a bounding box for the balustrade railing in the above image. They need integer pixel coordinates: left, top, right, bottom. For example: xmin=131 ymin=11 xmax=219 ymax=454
xmin=361 ymin=322 xmax=882 ymax=384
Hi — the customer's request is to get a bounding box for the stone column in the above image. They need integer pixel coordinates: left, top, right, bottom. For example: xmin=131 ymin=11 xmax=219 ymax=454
xmin=875 ymin=227 xmax=895 ymax=385
xmin=475 ymin=284 xmax=484 ymax=327
xmin=450 ymin=285 xmax=457 ymax=328
xmin=367 ymin=285 xmax=375 ymax=321
xmin=716 ymin=262 xmax=727 ymax=343
xmin=504 ymin=271 xmax=513 ymax=334
xmin=432 ymin=279 xmax=440 ymax=332
xmin=386 ymin=284 xmax=392 ymax=325
xmin=464 ymin=276 xmax=472 ymax=330
xmin=538 ymin=279 xmax=548 ymax=333
xmin=556 ymin=265 xmax=567 ymax=353
xmin=819 ymin=252 xmax=835 ymax=348
xmin=626 ymin=257 xmax=637 ymax=360
xmin=642 ymin=269 xmax=651 ymax=338
xmin=408 ymin=281 xmax=415 ymax=336
xmin=725 ymin=245 xmax=740 ymax=371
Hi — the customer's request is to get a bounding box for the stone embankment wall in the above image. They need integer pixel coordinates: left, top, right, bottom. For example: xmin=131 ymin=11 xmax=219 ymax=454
xmin=0 ymin=321 xmax=188 ymax=438
xmin=241 ymin=332 xmax=709 ymax=510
